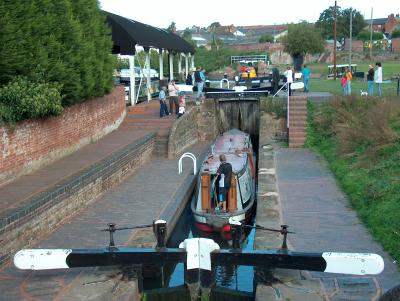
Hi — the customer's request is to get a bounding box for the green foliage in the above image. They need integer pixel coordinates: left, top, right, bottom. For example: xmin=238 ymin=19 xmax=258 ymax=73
xmin=0 ymin=0 xmax=115 ymax=109
xmin=116 ymin=56 xmax=129 ymax=70
xmin=260 ymin=97 xmax=287 ymax=119
xmin=307 ymin=99 xmax=400 ymax=263
xmin=282 ymin=22 xmax=324 ymax=57
xmin=166 ymin=21 xmax=176 ymax=32
xmin=259 ymin=34 xmax=274 ymax=43
xmin=194 ymin=47 xmax=266 ymax=72
xmin=357 ymin=31 xmax=383 ymax=41
xmin=392 ymin=29 xmax=400 ymax=38
xmin=0 ymin=77 xmax=63 ymax=123
xmin=315 ymin=6 xmax=367 ymax=40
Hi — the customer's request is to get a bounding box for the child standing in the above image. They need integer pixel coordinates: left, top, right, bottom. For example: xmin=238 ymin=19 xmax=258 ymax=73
xmin=341 ymin=74 xmax=347 ymax=96
xmin=177 ymin=91 xmax=186 ymax=118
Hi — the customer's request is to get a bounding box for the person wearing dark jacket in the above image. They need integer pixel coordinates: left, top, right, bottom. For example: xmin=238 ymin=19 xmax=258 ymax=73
xmin=272 ymin=67 xmax=280 ymax=95
xmin=367 ymin=64 xmax=374 ymax=96
xmin=217 ymin=154 xmax=232 ymax=211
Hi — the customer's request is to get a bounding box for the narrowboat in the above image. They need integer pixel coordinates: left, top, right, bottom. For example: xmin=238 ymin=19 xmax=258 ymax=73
xmin=191 ymin=129 xmax=256 ymax=233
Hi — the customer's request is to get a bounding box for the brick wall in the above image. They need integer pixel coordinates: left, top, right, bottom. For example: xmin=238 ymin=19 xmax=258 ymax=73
xmin=0 ymin=86 xmax=126 ymax=187
xmin=392 ymin=38 xmax=400 ymax=53
xmin=0 ymin=133 xmax=156 ymax=267
xmin=168 ymin=107 xmax=199 ymax=159
xmin=343 ymin=39 xmax=364 ymax=52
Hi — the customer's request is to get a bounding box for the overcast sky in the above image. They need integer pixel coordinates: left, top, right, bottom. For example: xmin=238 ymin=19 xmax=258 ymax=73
xmin=99 ymin=0 xmax=399 ymax=30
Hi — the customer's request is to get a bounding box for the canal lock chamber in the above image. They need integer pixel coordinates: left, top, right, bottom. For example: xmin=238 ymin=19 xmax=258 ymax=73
xmin=142 ymin=104 xmax=262 ymax=301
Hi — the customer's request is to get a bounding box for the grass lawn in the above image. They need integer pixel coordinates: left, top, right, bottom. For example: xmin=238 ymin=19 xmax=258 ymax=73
xmin=302 ymin=60 xmax=400 ymax=96
xmin=309 ymin=78 xmax=400 ymax=96
xmin=307 ymin=61 xmax=400 ymax=78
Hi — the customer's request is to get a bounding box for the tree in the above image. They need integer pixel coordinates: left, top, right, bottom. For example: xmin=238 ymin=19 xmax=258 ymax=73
xmin=0 ymin=0 xmax=114 ymax=107
xmin=259 ymin=34 xmax=274 ymax=43
xmin=166 ymin=22 xmax=176 ymax=33
xmin=282 ymin=22 xmax=324 ymax=71
xmin=357 ymin=31 xmax=384 ymax=41
xmin=315 ymin=6 xmax=366 ymax=40
xmin=208 ymin=22 xmax=221 ymax=32
xmin=392 ymin=29 xmax=400 ymax=38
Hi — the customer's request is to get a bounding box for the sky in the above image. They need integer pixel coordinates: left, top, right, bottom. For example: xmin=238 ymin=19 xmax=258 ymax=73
xmin=99 ymin=0 xmax=399 ymax=30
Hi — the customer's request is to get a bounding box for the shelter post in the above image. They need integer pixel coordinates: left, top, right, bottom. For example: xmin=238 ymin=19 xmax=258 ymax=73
xmin=178 ymin=53 xmax=182 ymax=76
xmin=190 ymin=53 xmax=195 ymax=70
xmin=159 ymin=49 xmax=164 ymax=80
xmin=129 ymin=55 xmax=136 ymax=106
xmin=169 ymin=52 xmax=174 ymax=80
xmin=145 ymin=49 xmax=151 ymax=102
xmin=185 ymin=54 xmax=189 ymax=78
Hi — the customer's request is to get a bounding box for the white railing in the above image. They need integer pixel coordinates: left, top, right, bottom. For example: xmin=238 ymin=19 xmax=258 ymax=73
xmin=178 ymin=152 xmax=197 ymax=175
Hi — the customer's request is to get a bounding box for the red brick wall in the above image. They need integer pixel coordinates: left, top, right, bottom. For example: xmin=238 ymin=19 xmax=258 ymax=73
xmin=0 ymin=86 xmax=126 ymax=186
xmin=385 ymin=14 xmax=400 ymax=34
xmin=392 ymin=38 xmax=400 ymax=53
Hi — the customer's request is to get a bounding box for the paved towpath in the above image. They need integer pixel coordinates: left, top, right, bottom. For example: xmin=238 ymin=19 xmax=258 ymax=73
xmin=0 ymin=142 xmax=207 ymax=301
xmin=276 ymin=149 xmax=400 ymax=299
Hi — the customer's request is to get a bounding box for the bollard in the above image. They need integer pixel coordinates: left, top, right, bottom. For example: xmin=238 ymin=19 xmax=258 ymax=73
xmin=153 ymin=220 xmax=167 ymax=248
xmin=229 ymin=219 xmax=242 ymax=249
xmin=280 ymin=225 xmax=288 ymax=250
xmin=108 ymin=223 xmax=116 ymax=248
xmin=397 ymin=76 xmax=399 ymax=96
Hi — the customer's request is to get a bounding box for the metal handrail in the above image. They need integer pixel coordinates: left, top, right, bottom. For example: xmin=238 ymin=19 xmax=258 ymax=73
xmin=178 ymin=152 xmax=197 ymax=175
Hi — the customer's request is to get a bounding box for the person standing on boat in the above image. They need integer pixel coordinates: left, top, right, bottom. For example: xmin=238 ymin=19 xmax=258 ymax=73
xmin=217 ymin=154 xmax=232 ymax=211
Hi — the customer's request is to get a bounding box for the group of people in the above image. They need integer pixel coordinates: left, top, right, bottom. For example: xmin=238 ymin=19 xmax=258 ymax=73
xmin=367 ymin=62 xmax=383 ymax=96
xmin=158 ymin=79 xmax=186 ymax=118
xmin=341 ymin=62 xmax=383 ymax=96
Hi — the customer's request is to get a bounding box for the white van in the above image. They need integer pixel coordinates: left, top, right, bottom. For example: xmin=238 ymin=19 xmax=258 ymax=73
xmin=120 ymin=68 xmax=159 ymax=81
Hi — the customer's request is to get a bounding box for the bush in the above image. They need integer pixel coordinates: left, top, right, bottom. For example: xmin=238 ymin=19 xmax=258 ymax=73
xmin=307 ymin=98 xmax=400 ymax=262
xmin=260 ymin=97 xmax=287 ymax=119
xmin=313 ymin=96 xmax=400 ymax=156
xmin=0 ymin=77 xmax=63 ymax=123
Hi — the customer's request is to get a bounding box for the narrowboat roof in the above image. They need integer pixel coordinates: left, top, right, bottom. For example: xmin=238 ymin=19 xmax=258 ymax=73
xmin=200 ymin=129 xmax=250 ymax=174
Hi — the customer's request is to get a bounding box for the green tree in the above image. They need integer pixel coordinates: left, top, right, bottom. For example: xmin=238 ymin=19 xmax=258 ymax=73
xmin=259 ymin=34 xmax=274 ymax=43
xmin=0 ymin=0 xmax=114 ymax=107
xmin=208 ymin=22 xmax=221 ymax=32
xmin=282 ymin=22 xmax=324 ymax=69
xmin=315 ymin=6 xmax=366 ymax=40
xmin=357 ymin=30 xmax=384 ymax=41
xmin=181 ymin=28 xmax=197 ymax=48
xmin=392 ymin=29 xmax=400 ymax=38
xmin=166 ymin=21 xmax=176 ymax=32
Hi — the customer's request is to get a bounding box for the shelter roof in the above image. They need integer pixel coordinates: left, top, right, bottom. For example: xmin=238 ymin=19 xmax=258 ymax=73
xmin=104 ymin=11 xmax=195 ymax=55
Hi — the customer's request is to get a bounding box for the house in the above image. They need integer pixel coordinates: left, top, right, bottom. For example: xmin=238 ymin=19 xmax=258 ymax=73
xmin=365 ymin=13 xmax=400 ymax=37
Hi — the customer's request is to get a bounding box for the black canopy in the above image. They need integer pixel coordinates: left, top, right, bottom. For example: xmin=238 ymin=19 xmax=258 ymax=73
xmin=104 ymin=11 xmax=195 ymax=55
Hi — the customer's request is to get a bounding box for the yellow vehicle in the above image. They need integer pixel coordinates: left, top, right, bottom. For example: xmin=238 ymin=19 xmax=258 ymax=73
xmin=240 ymin=66 xmax=257 ymax=78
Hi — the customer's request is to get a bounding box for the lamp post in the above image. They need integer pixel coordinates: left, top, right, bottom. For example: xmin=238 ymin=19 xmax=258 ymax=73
xmin=333 ymin=1 xmax=337 ymax=80
xmin=349 ymin=8 xmax=352 ymax=69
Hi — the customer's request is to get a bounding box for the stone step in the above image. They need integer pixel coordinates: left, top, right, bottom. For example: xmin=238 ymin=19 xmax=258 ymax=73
xmin=125 ymin=117 xmax=176 ymax=123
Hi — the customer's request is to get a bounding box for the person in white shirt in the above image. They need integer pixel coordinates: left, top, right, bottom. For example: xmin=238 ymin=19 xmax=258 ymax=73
xmin=168 ymin=79 xmax=179 ymax=114
xmin=374 ymin=62 xmax=383 ymax=96
xmin=284 ymin=66 xmax=294 ymax=96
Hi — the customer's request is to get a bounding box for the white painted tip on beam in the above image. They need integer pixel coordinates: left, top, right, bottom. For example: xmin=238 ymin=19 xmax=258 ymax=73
xmin=322 ymin=252 xmax=384 ymax=275
xmin=179 ymin=238 xmax=220 ymax=271
xmin=154 ymin=219 xmax=166 ymax=224
xmin=14 ymin=249 xmax=72 ymax=270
